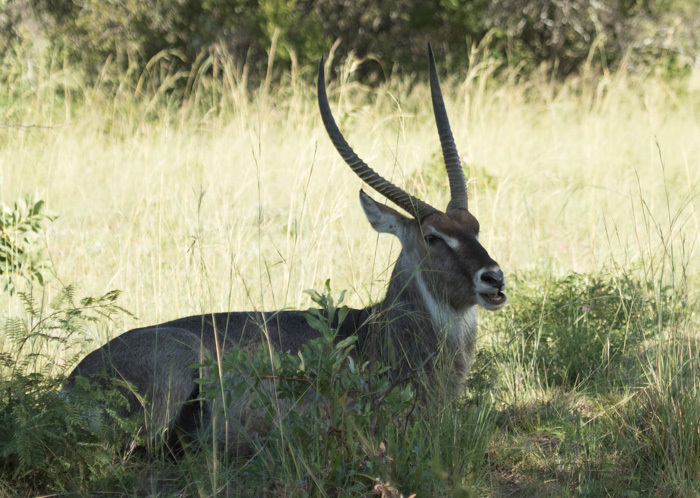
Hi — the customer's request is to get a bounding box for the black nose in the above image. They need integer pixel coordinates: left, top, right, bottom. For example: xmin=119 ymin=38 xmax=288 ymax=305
xmin=480 ymin=270 xmax=505 ymax=290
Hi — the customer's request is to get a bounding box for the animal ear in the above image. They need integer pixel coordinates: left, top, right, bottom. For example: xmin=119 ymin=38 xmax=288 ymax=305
xmin=359 ymin=190 xmax=408 ymax=236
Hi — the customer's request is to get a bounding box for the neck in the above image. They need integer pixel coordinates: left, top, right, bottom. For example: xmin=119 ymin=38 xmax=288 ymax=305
xmin=367 ymin=252 xmax=478 ymax=388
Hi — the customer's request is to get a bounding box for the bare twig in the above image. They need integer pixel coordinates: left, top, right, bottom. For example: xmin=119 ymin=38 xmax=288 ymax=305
xmin=370 ymin=352 xmax=436 ymax=432
xmin=373 ymin=352 xmax=435 ymax=409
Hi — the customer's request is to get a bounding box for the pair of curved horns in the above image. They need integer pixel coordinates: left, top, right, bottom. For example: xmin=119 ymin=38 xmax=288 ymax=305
xmin=317 ymin=43 xmax=468 ymax=221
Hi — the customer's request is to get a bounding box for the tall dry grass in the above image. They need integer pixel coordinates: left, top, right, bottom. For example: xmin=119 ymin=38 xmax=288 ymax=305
xmin=2 ymin=50 xmax=697 ymax=338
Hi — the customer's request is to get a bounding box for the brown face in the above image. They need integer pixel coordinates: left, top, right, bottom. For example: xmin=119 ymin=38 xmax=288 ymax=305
xmin=417 ymin=209 xmax=507 ymax=312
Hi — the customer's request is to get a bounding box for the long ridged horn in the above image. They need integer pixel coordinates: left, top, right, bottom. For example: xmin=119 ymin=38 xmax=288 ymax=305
xmin=428 ymin=44 xmax=469 ymax=211
xmin=317 ymin=57 xmax=438 ymax=222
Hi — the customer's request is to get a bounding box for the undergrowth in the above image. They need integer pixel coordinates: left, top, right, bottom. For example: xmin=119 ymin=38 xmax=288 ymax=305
xmin=0 ymin=196 xmax=134 ymax=494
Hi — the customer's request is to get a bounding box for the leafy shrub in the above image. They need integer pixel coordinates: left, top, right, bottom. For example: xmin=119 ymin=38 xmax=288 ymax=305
xmin=0 ymin=373 xmax=132 ymax=491
xmin=487 ymin=0 xmax=699 ymax=77
xmin=0 ymin=196 xmax=133 ymax=494
xmin=0 ymin=285 xmax=135 ymax=493
xmin=8 ymin=0 xmax=697 ymax=84
xmin=0 ymin=195 xmax=55 ymax=295
xmin=23 ymin=0 xmax=326 ymax=83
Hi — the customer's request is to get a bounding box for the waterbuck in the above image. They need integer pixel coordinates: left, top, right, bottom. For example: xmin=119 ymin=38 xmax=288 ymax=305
xmin=67 ymin=45 xmax=507 ymax=453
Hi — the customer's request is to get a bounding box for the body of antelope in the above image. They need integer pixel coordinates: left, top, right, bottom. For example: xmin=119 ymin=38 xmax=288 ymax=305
xmin=67 ymin=46 xmax=507 ymax=453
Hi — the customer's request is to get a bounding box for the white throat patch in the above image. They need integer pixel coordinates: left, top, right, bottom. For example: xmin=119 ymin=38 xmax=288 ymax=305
xmin=414 ymin=272 xmax=477 ymax=343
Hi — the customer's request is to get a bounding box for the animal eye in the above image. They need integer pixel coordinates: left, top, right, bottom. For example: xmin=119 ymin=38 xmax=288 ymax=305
xmin=424 ymin=234 xmax=440 ymax=246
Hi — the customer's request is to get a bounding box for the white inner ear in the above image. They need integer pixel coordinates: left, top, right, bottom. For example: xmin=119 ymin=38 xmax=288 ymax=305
xmin=360 ymin=193 xmax=405 ymax=237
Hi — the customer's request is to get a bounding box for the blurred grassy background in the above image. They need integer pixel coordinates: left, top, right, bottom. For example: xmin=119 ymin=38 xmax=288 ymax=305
xmin=2 ymin=49 xmax=697 ymax=332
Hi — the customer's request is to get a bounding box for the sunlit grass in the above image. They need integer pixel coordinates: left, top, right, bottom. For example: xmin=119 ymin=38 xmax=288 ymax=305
xmin=3 ymin=52 xmax=697 ymax=324
xmin=1 ymin=48 xmax=698 ymax=494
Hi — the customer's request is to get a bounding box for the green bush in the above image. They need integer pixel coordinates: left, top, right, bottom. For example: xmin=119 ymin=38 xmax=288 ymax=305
xmin=0 ymin=195 xmax=55 ymax=295
xmin=0 ymin=283 xmax=135 ymax=493
xmin=0 ymin=373 xmax=132 ymax=492
xmin=6 ymin=0 xmax=697 ymax=84
xmin=0 ymin=196 xmax=134 ymax=494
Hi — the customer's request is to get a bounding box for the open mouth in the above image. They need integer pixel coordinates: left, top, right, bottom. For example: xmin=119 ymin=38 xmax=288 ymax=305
xmin=479 ymin=291 xmax=507 ymax=306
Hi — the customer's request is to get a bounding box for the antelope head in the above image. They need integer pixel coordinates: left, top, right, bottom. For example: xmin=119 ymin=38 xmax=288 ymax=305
xmin=317 ymin=45 xmax=506 ymax=320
